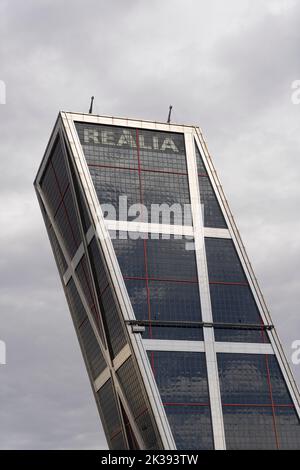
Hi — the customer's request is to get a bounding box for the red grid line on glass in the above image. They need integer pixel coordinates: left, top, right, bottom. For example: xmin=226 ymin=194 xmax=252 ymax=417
xmin=124 ymin=276 xmax=198 ymax=284
xmin=88 ymin=163 xmax=138 ymax=172
xmin=222 ymin=403 xmax=295 ymax=408
xmin=134 ymin=406 xmax=149 ymax=421
xmin=100 ymin=283 xmax=110 ymax=297
xmin=87 ymin=162 xmax=188 ymax=176
xmin=53 ymin=182 xmax=70 ymax=218
xmin=136 ymin=129 xmax=143 ymax=206
xmin=110 ymin=428 xmax=123 ymax=441
xmin=77 ymin=256 xmax=102 ymax=333
xmin=163 ymin=403 xmax=210 ymax=407
xmin=50 ymin=160 xmax=77 ymax=245
xmin=78 ymin=317 xmax=88 ymax=330
xmin=265 ymin=354 xmax=280 ymax=449
xmin=50 ymin=157 xmax=103 ymax=334
xmin=143 ymin=242 xmax=152 ymax=339
xmin=136 ymin=128 xmax=152 ymax=340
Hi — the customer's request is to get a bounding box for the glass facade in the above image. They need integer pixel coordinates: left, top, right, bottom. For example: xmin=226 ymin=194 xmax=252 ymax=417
xmin=112 ymin=234 xmax=203 ymax=341
xmin=66 ymin=278 xmax=106 ymax=380
xmin=206 ymin=238 xmax=269 ymax=343
xmin=195 ymin=142 xmax=227 ymax=229
xmin=117 ymin=357 xmax=162 ymax=449
xmin=97 ymin=379 xmax=127 ymax=450
xmin=218 ymin=353 xmax=300 ymax=449
xmin=76 ymin=122 xmax=192 ymax=225
xmin=40 ymin=137 xmax=81 ymax=259
xmin=148 ymin=351 xmax=214 ymax=450
xmin=35 ymin=115 xmax=300 ymax=451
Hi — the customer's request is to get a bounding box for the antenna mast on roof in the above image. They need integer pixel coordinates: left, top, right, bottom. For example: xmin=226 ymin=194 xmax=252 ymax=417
xmin=167 ymin=105 xmax=173 ymax=124
xmin=89 ymin=96 xmax=94 ymax=114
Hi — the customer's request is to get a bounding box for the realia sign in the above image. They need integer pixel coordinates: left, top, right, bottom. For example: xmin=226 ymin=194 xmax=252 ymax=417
xmin=83 ymin=128 xmax=180 ymax=153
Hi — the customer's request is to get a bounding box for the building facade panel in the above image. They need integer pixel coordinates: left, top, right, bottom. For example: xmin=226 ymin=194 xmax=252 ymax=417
xmin=217 ymin=353 xmax=300 ymax=449
xmin=147 ymin=351 xmax=214 ymax=450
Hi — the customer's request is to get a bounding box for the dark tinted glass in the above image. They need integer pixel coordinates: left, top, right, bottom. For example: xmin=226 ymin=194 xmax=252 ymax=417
xmin=117 ymin=357 xmax=161 ymax=449
xmin=75 ymin=255 xmax=104 ymax=342
xmin=51 ymin=137 xmax=69 ymax=196
xmin=141 ymin=171 xmax=191 ymax=225
xmin=88 ymin=238 xmax=109 ymax=295
xmin=195 ymin=141 xmax=207 ymax=175
xmin=138 ymin=129 xmax=187 ymax=172
xmin=223 ymin=406 xmax=277 ymax=450
xmin=217 ymin=353 xmax=300 ymax=449
xmin=275 ymin=407 xmax=300 ymax=450
xmin=53 ymin=188 xmax=80 ymax=258
xmin=67 ymin=149 xmax=91 ymax=233
xmin=100 ymin=286 xmax=127 ymax=358
xmin=195 ymin=142 xmax=227 ymax=229
xmin=75 ymin=122 xmax=191 ymax=225
xmin=79 ymin=318 xmax=107 ymax=380
xmin=206 ymin=238 xmax=266 ymax=342
xmin=40 ymin=137 xmax=82 ymax=259
xmin=210 ymin=284 xmax=261 ymax=324
xmin=210 ymin=283 xmax=269 ymax=343
xmin=88 ymin=238 xmax=127 ymax=358
xmin=267 ymin=355 xmax=294 ymax=405
xmin=205 ymin=238 xmax=247 ymax=283
xmin=40 ymin=160 xmax=61 ymax=216
xmin=147 ymin=238 xmax=198 ymax=281
xmin=97 ymin=379 xmax=126 ymax=450
xmin=76 ymin=123 xmax=138 ymax=168
xmin=48 ymin=224 xmax=68 ymax=274
xmin=66 ymin=278 xmax=87 ymax=327
xmin=214 ymin=328 xmax=268 ymax=343
xmin=111 ymin=236 xmax=145 ymax=278
xmin=66 ymin=279 xmax=106 ymax=380
xmin=151 ymin=351 xmax=209 ymax=403
xmin=218 ymin=354 xmax=272 ymax=405
xmin=90 ymin=167 xmax=140 ymax=221
xmin=149 ymin=281 xmax=201 ymax=323
xmin=75 ymin=256 xmax=97 ymax=316
xmin=165 ymin=406 xmax=214 ymax=450
xmin=112 ymin=234 xmax=202 ymax=340
xmin=149 ymin=351 xmax=213 ymax=450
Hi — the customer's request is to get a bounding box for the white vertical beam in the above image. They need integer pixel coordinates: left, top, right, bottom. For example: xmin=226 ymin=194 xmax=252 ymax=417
xmin=185 ymin=130 xmax=226 ymax=450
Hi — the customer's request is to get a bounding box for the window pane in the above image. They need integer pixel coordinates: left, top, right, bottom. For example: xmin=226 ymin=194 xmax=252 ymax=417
xmin=223 ymin=406 xmax=277 ymax=450
xmin=97 ymin=379 xmax=126 ymax=450
xmin=76 ymin=122 xmax=190 ymax=225
xmin=195 ymin=142 xmax=227 ymax=229
xmin=117 ymin=357 xmax=161 ymax=449
xmin=149 ymin=351 xmax=213 ymax=450
xmin=205 ymin=238 xmax=247 ymax=283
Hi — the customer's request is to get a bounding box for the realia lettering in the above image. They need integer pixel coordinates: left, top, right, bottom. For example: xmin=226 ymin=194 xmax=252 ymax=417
xmin=83 ymin=128 xmax=179 ymax=152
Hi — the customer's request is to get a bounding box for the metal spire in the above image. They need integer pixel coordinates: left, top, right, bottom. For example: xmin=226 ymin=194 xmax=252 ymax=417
xmin=167 ymin=105 xmax=173 ymax=124
xmin=89 ymin=96 xmax=94 ymax=114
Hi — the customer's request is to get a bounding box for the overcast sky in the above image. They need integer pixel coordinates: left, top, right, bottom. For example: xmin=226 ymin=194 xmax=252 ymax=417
xmin=0 ymin=0 xmax=300 ymax=449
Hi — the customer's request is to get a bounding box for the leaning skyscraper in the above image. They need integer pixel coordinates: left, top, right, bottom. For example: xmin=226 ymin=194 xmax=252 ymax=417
xmin=34 ymin=112 xmax=300 ymax=450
